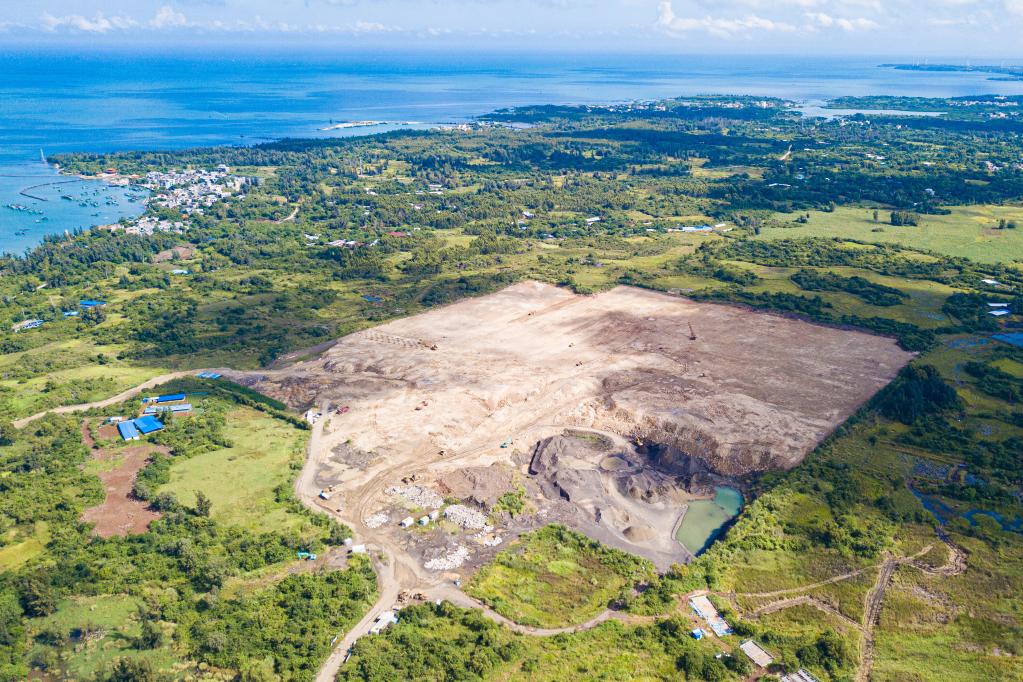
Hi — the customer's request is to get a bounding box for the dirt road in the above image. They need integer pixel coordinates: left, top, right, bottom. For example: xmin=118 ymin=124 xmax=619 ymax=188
xmin=13 ymin=370 xmax=201 ymax=428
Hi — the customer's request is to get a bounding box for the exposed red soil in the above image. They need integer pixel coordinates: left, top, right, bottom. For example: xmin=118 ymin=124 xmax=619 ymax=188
xmin=80 ymin=419 xmax=97 ymax=449
xmin=80 ymin=444 xmax=168 ymax=538
xmin=96 ymin=423 xmax=120 ymax=441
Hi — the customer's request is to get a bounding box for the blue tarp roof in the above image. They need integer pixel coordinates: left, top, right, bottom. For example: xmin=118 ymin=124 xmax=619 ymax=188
xmin=133 ymin=415 xmax=164 ymax=434
xmin=117 ymin=421 xmax=140 ymax=440
xmin=79 ymin=300 xmax=106 ymax=307
xmin=155 ymin=393 xmax=186 ymax=403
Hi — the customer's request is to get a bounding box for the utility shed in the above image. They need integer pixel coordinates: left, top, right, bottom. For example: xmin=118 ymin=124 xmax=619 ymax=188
xmin=781 ymin=669 xmax=821 ymax=682
xmin=740 ymin=640 xmax=774 ymax=668
xmin=117 ymin=421 xmax=140 ymax=441
xmin=79 ymin=300 xmax=106 ymax=308
xmin=133 ymin=415 xmax=164 ymax=434
xmin=155 ymin=393 xmax=187 ymax=403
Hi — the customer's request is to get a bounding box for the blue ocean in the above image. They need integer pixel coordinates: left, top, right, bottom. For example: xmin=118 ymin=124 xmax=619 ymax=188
xmin=3 ymin=49 xmax=1023 ymax=254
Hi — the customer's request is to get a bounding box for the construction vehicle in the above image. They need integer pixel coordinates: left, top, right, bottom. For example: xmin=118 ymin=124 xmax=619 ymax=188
xmin=336 ymin=405 xmax=350 ymax=415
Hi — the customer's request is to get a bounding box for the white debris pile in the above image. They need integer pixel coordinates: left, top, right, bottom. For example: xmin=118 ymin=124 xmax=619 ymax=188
xmin=365 ymin=512 xmax=389 ymax=529
xmin=424 ymin=545 xmax=470 ymax=571
xmin=476 ymin=532 xmax=503 ymax=547
xmin=385 ymin=485 xmax=443 ymax=509
xmin=443 ymin=504 xmax=490 ymax=530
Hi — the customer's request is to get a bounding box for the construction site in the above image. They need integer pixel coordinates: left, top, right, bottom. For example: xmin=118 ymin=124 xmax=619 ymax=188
xmin=228 ymin=281 xmax=912 ymax=579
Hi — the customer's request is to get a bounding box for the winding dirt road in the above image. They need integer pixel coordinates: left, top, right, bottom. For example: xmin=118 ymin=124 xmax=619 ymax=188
xmin=13 ymin=370 xmax=202 ymax=428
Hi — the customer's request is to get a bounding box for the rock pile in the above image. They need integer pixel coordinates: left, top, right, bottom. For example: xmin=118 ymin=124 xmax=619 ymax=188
xmin=443 ymin=504 xmax=490 ymax=530
xmin=385 ymin=485 xmax=443 ymax=509
xmin=424 ymin=545 xmax=470 ymax=570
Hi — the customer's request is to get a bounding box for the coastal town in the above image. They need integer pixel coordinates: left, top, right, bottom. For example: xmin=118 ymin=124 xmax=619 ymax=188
xmin=103 ymin=166 xmax=257 ymax=235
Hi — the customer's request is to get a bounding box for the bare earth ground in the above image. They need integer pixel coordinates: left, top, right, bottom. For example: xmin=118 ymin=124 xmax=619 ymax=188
xmin=80 ymin=443 xmax=165 ymax=538
xmin=229 ymin=282 xmax=910 ymax=580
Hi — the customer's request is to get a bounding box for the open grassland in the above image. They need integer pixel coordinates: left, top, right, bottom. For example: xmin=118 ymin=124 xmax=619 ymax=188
xmin=872 ymin=535 xmax=1023 ymax=681
xmin=764 ymin=205 xmax=1023 ymax=263
xmin=158 ymin=405 xmax=314 ymax=535
xmin=466 ymin=525 xmax=655 ymax=628
xmin=0 ymin=521 xmax=49 ymax=572
xmin=0 ymin=338 xmax=168 ymax=420
xmin=25 ymin=595 xmax=189 ymax=681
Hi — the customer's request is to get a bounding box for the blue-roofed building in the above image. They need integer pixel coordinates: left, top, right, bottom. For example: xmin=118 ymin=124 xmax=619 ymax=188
xmin=133 ymin=415 xmax=164 ymax=434
xmin=63 ymin=311 xmax=79 ymax=317
xmin=155 ymin=393 xmax=186 ymax=404
xmin=118 ymin=421 xmax=140 ymax=441
xmin=79 ymin=300 xmax=106 ymax=308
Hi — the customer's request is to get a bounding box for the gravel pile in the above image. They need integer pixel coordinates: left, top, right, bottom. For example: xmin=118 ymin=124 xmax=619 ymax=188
xmin=365 ymin=512 xmax=389 ymax=529
xmin=477 ymin=533 xmax=503 ymax=547
xmin=425 ymin=545 xmax=470 ymax=571
xmin=385 ymin=485 xmax=443 ymax=509
xmin=443 ymin=504 xmax=490 ymax=530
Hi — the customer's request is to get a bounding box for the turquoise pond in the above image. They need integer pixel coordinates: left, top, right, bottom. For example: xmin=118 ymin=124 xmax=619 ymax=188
xmin=675 ymin=486 xmax=744 ymax=555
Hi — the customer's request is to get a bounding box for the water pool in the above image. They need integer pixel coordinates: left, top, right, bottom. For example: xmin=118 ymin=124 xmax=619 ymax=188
xmin=675 ymin=486 xmax=744 ymax=555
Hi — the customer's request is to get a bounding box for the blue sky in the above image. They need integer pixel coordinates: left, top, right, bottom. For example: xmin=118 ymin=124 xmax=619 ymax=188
xmin=1 ymin=0 xmax=1021 ymax=56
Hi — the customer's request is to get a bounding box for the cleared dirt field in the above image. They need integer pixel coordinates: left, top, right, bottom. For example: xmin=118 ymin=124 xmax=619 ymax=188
xmin=242 ymin=281 xmax=911 ymax=475
xmin=80 ymin=445 xmax=164 ymax=538
xmin=232 ymin=282 xmax=911 ymax=573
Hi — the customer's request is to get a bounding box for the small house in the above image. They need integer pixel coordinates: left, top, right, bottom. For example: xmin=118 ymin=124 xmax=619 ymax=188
xmin=133 ymin=415 xmax=164 ymax=434
xmin=117 ymin=420 xmax=140 ymax=441
xmin=691 ymin=628 xmax=704 ymax=640
xmin=739 ymin=640 xmax=774 ymax=668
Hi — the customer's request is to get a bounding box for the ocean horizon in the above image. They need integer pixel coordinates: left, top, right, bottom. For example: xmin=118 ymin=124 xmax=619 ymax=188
xmin=3 ymin=49 xmax=1023 ymax=254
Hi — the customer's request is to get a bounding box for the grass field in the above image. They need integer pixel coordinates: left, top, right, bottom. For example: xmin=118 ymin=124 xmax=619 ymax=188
xmin=158 ymin=405 xmax=315 ymax=535
xmin=466 ymin=525 xmax=655 ymax=628
xmin=0 ymin=338 xmax=169 ymax=419
xmin=873 ymin=535 xmax=1023 ymax=681
xmin=0 ymin=521 xmax=49 ymax=572
xmin=763 ymin=205 xmax=1023 ymax=264
xmin=25 ymin=594 xmax=190 ymax=680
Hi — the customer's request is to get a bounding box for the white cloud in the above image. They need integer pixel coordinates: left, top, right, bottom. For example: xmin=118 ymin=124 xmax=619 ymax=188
xmin=150 ymin=6 xmax=189 ymax=29
xmin=805 ymin=11 xmax=878 ymax=29
xmin=657 ymin=0 xmax=796 ymax=36
xmin=41 ymin=11 xmax=137 ymax=33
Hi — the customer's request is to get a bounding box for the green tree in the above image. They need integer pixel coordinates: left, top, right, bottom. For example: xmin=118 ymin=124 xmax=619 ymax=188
xmin=194 ymin=491 xmax=212 ymax=517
